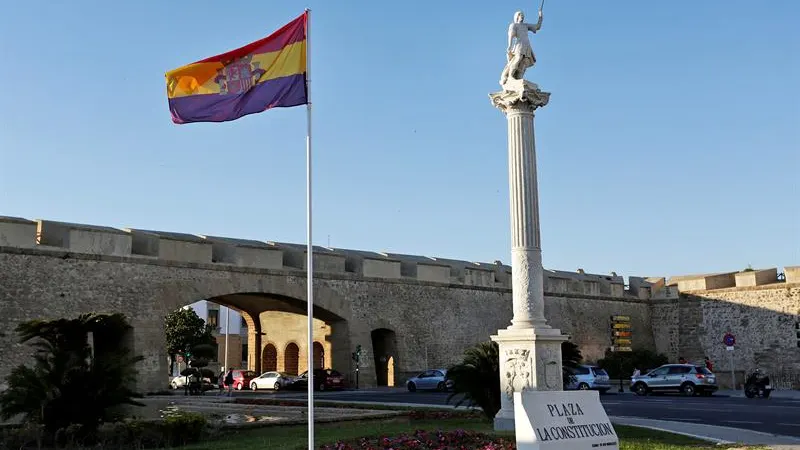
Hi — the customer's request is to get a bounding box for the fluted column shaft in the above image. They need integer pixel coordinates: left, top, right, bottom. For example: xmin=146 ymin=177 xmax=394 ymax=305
xmin=506 ymin=106 xmax=548 ymax=330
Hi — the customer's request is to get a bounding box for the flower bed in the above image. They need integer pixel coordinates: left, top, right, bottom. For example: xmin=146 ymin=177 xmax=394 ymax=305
xmin=320 ymin=429 xmax=515 ymax=449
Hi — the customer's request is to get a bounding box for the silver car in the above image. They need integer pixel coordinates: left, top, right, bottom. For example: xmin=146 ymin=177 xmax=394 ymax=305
xmin=406 ymin=369 xmax=454 ymax=392
xmin=249 ymin=371 xmax=295 ymax=390
xmin=630 ymin=364 xmax=717 ymax=396
xmin=565 ymin=365 xmax=611 ymax=393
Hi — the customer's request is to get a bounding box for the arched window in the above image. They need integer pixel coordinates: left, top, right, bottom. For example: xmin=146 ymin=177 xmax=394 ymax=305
xmin=313 ymin=342 xmax=324 ymax=369
xmin=284 ymin=343 xmax=300 ymax=375
xmin=262 ymin=344 xmax=277 ymax=372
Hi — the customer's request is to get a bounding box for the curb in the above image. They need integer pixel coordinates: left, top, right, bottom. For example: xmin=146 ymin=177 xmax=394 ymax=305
xmin=608 ymin=417 xmax=733 ymax=445
xmin=610 ymin=416 xmax=800 ymax=446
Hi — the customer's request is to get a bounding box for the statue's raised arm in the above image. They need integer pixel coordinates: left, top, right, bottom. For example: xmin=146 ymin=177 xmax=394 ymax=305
xmin=499 ymin=9 xmax=543 ymax=88
xmin=528 ymin=10 xmax=543 ymax=33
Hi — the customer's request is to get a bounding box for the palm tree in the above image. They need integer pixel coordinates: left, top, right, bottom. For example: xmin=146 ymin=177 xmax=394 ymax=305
xmin=0 ymin=313 xmax=143 ymax=436
xmin=446 ymin=339 xmax=584 ymax=420
xmin=446 ymin=341 xmax=501 ymax=420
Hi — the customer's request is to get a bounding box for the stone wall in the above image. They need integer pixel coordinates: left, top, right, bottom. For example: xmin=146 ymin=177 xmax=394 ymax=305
xmin=651 ymin=284 xmax=800 ymax=389
xmin=214 ymin=334 xmax=245 ymax=370
xmin=544 ymin=293 xmax=653 ymax=363
xmin=0 ymin=245 xmax=656 ymax=393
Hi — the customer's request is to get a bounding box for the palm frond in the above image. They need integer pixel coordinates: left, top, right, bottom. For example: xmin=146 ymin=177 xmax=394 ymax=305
xmin=0 ymin=313 xmax=144 ymax=435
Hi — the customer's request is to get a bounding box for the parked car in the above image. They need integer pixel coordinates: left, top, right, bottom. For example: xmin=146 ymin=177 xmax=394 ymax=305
xmin=564 ymin=365 xmax=611 ymax=393
xmin=407 ymin=369 xmax=453 ymax=392
xmin=170 ymin=375 xmax=214 ymax=391
xmin=292 ymin=369 xmax=346 ymax=391
xmin=217 ymin=369 xmax=259 ymax=390
xmin=250 ymin=371 xmax=296 ymax=390
xmin=630 ymin=364 xmax=717 ymax=396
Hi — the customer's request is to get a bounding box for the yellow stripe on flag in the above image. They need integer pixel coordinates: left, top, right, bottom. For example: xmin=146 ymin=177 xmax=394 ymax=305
xmin=167 ymin=41 xmax=306 ymax=99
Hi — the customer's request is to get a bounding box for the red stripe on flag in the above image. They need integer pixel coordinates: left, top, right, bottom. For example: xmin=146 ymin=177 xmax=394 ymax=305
xmin=194 ymin=12 xmax=306 ymax=65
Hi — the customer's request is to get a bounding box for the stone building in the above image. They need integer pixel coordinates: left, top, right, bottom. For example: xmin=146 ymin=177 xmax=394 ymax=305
xmin=178 ymin=301 xmax=249 ymax=374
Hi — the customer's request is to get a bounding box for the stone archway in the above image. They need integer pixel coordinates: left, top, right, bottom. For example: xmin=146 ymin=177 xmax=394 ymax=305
xmin=284 ymin=342 xmax=300 ymax=375
xmin=143 ymin=274 xmax=355 ymax=393
xmin=313 ymin=341 xmax=324 ymax=369
xmin=262 ymin=343 xmax=278 ymax=372
xmin=371 ymin=328 xmax=398 ymax=387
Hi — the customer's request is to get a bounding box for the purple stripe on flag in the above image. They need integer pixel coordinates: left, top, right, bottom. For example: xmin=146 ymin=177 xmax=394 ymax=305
xmin=169 ymin=73 xmax=307 ymax=124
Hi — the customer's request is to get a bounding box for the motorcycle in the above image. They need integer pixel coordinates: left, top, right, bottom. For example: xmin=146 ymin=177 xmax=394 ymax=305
xmin=744 ymin=369 xmax=772 ymax=399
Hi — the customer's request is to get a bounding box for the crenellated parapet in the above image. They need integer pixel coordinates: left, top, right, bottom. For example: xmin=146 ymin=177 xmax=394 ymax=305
xmin=0 ymin=216 xmax=517 ymax=289
xmin=665 ymin=267 xmax=797 ymax=293
xmin=9 ymin=215 xmax=793 ymax=299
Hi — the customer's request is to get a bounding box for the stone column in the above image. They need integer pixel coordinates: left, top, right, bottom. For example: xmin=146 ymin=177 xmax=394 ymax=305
xmin=489 ymin=80 xmax=568 ymax=431
xmin=244 ymin=312 xmax=262 ymax=372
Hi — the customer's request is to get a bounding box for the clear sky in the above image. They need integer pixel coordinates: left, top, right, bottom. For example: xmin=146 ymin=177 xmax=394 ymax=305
xmin=0 ymin=0 xmax=797 ymax=280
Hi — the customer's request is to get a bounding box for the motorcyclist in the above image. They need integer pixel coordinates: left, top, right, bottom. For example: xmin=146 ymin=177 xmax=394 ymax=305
xmin=745 ymin=368 xmax=772 ymax=398
xmin=746 ymin=368 xmax=769 ymax=387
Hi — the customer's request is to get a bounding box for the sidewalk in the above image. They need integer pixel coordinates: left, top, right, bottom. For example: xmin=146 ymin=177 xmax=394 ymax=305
xmin=716 ymin=389 xmax=800 ymax=400
xmin=610 ymin=416 xmax=800 ymax=448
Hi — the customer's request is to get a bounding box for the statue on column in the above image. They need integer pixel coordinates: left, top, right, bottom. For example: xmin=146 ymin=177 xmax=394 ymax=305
xmin=492 ymin=4 xmax=549 ymax=111
xmin=500 ymin=9 xmax=543 ymax=87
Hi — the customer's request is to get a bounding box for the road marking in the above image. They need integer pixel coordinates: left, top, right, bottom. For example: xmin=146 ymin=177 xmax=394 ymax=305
xmin=778 ymin=423 xmax=800 ymax=427
xmin=661 ymin=417 xmax=701 ymax=422
xmin=663 ymin=407 xmax=730 ymax=412
xmin=725 ymin=420 xmax=762 ymax=424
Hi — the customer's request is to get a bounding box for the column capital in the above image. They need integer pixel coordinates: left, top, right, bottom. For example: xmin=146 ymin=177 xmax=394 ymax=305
xmin=489 ymin=79 xmax=550 ymax=114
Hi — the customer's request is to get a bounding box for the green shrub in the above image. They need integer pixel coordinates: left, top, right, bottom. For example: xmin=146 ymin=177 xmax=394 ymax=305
xmin=1 ymin=414 xmax=211 ymax=449
xmin=163 ymin=411 xmax=208 ymax=447
xmin=0 ymin=423 xmax=45 ymax=450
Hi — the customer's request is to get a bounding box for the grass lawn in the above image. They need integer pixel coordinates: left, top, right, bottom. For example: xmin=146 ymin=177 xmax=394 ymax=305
xmin=181 ymin=415 xmax=759 ymax=450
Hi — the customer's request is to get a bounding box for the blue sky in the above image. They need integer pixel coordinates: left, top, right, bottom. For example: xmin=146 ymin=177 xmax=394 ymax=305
xmin=0 ymin=0 xmax=797 ymax=279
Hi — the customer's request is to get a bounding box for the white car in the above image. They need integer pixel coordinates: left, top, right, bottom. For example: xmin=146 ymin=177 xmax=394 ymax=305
xmin=250 ymin=371 xmax=296 ymax=390
xmin=170 ymin=375 xmax=214 ymax=391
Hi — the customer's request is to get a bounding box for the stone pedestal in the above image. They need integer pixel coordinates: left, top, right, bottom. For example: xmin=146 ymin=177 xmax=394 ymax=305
xmin=490 ymin=80 xmax=568 ymax=431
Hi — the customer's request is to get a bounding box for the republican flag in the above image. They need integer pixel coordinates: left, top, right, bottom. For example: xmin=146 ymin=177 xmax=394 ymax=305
xmin=165 ymin=12 xmax=308 ymax=124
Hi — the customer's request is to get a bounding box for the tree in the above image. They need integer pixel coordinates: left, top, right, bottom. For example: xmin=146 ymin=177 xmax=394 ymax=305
xmin=165 ymin=308 xmax=217 ymax=370
xmin=446 ymin=341 xmax=501 ymax=420
xmin=597 ymin=348 xmax=668 ymax=379
xmin=446 ymin=339 xmax=583 ymax=420
xmin=561 ymin=340 xmax=583 ymax=387
xmin=0 ymin=313 xmax=143 ymax=436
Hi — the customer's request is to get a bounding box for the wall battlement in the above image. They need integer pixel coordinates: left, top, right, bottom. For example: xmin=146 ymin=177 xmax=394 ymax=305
xmin=662 ymin=267 xmax=796 ymax=295
xmin=1 ymin=215 xmax=651 ymax=299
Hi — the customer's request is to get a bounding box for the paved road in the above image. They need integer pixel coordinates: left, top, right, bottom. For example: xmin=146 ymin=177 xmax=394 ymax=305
xmin=231 ymin=388 xmax=800 ymax=438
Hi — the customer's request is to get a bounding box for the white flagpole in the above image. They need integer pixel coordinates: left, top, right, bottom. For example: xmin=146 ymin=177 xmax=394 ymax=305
xmin=224 ymin=307 xmax=229 ymax=371
xmin=304 ymin=7 xmax=315 ymax=450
